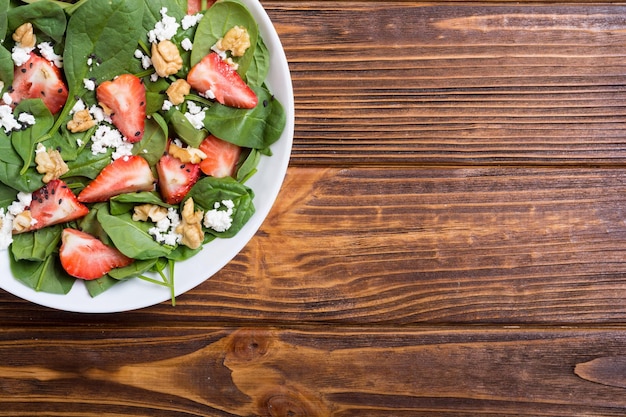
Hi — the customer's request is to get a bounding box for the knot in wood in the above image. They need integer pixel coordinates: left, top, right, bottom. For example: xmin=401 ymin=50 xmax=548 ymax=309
xmin=258 ymin=388 xmax=323 ymax=417
xmin=227 ymin=329 xmax=272 ymax=362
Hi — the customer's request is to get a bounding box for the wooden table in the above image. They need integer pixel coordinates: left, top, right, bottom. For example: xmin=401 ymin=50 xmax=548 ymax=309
xmin=2 ymin=1 xmax=626 ymax=415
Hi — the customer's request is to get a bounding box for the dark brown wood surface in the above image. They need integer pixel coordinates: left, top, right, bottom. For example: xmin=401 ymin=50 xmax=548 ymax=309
xmin=2 ymin=1 xmax=626 ymax=416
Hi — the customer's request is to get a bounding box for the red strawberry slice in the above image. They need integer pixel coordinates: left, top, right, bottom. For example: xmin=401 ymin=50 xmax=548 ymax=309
xmin=187 ymin=52 xmax=258 ymax=109
xmin=198 ymin=135 xmax=241 ymax=178
xmin=6 ymin=52 xmax=69 ymax=114
xmin=13 ymin=179 xmax=89 ymax=234
xmin=59 ymin=228 xmax=133 ymax=280
xmin=96 ymin=74 xmax=146 ymax=142
xmin=187 ymin=0 xmax=215 ymax=14
xmin=157 ymin=154 xmax=201 ymax=204
xmin=78 ymin=155 xmax=155 ymax=203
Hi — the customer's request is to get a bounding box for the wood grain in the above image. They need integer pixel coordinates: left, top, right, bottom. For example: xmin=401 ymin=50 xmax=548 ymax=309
xmin=1 ymin=327 xmax=626 ymax=416
xmin=264 ymin=2 xmax=626 ymax=166
xmin=1 ymin=2 xmax=626 ymax=416
xmin=1 ymin=166 xmax=625 ymax=326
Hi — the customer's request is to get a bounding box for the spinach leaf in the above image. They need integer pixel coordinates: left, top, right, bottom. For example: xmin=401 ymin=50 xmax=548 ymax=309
xmin=9 ymin=251 xmax=75 ymax=294
xmin=63 ymin=0 xmax=144 ymax=96
xmin=0 ymin=45 xmax=13 ymax=94
xmin=109 ymin=191 xmax=172 ymax=215
xmin=0 ymin=180 xmax=17 ymax=209
xmin=11 ymin=99 xmax=54 ymax=173
xmin=0 ymin=0 xmax=8 ymax=40
xmin=132 ymin=114 xmax=168 ymax=167
xmin=186 ymin=176 xmax=255 ymax=238
xmin=236 ymin=147 xmax=261 ymax=182
xmin=84 ymin=275 xmax=118 ymax=297
xmin=190 ymin=0 xmax=258 ymax=77
xmin=108 ymin=257 xmax=157 ymax=280
xmin=7 ymin=0 xmax=67 ymax=43
xmin=142 ymin=0 xmax=184 ymax=36
xmin=166 ymin=107 xmax=206 ymax=148
xmin=0 ymin=128 xmax=44 ymax=192
xmin=65 ymin=147 xmax=112 ymax=179
xmin=76 ymin=202 xmax=112 ymax=244
xmin=97 ymin=206 xmax=172 ymax=259
xmin=203 ymin=86 xmax=285 ymax=150
xmin=11 ymin=225 xmax=63 ymax=262
xmin=246 ymin=35 xmax=269 ymax=87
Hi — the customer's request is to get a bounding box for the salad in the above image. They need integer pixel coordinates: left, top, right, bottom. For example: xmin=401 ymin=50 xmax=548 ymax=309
xmin=0 ymin=0 xmax=286 ymax=304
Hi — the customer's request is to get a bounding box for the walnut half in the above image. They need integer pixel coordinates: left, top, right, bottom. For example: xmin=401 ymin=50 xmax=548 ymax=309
xmin=67 ymin=109 xmax=96 ymax=133
xmin=35 ymin=144 xmax=69 ymax=184
xmin=13 ymin=23 xmax=36 ymax=49
xmin=133 ymin=204 xmax=169 ymax=222
xmin=166 ymin=79 xmax=191 ymax=106
xmin=175 ymin=198 xmax=204 ymax=249
xmin=216 ymin=26 xmax=250 ymax=57
xmin=152 ymin=40 xmax=183 ymax=78
xmin=169 ymin=141 xmax=207 ymax=164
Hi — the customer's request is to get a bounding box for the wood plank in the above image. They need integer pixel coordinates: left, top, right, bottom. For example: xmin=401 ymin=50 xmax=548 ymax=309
xmin=264 ymin=2 xmax=626 ymax=165
xmin=0 ymin=326 xmax=625 ymax=416
xmin=1 ymin=166 xmax=625 ymax=325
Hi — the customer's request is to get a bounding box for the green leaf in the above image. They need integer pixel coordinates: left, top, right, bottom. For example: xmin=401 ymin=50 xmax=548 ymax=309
xmin=0 ymin=44 xmax=12 ymax=93
xmin=166 ymin=107 xmax=206 ymax=148
xmin=84 ymin=275 xmax=119 ymax=297
xmin=11 ymin=99 xmax=54 ymax=174
xmin=7 ymin=0 xmax=67 ymax=43
xmin=108 ymin=258 xmax=157 ymax=280
xmin=246 ymin=35 xmax=269 ymax=87
xmin=109 ymin=191 xmax=171 ymax=215
xmin=97 ymin=205 xmax=172 ymax=260
xmin=9 ymin=251 xmax=75 ymax=295
xmin=190 ymin=0 xmax=258 ymax=77
xmin=132 ymin=114 xmax=168 ymax=167
xmin=203 ymin=86 xmax=285 ymax=150
xmin=186 ymin=176 xmax=255 ymax=238
xmin=0 ymin=180 xmax=17 ymax=209
xmin=63 ymin=0 xmax=144 ymax=96
xmin=65 ymin=147 xmax=112 ymax=179
xmin=0 ymin=0 xmax=9 ymax=40
xmin=11 ymin=225 xmax=63 ymax=262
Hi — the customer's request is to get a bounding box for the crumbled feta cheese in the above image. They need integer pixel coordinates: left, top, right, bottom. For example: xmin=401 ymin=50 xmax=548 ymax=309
xmin=203 ymin=200 xmax=234 ymax=232
xmin=0 ymin=209 xmax=14 ymax=250
xmin=71 ymin=99 xmax=86 ymax=114
xmin=134 ymin=49 xmax=152 ymax=70
xmin=181 ymin=13 xmax=203 ymax=30
xmin=148 ymin=7 xmax=180 ymax=43
xmin=11 ymin=45 xmax=33 ymax=66
xmin=200 ymin=89 xmax=216 ymax=100
xmin=184 ymin=101 xmax=207 ymax=129
xmin=90 ymin=124 xmax=133 ymax=160
xmin=162 ymin=100 xmax=174 ymax=111
xmin=0 ymin=105 xmax=22 ymax=133
xmin=150 ymin=73 xmax=159 ymax=82
xmin=17 ymin=112 xmax=35 ymax=126
xmin=210 ymin=43 xmax=227 ymax=60
xmin=2 ymin=92 xmax=12 ymax=105
xmin=38 ymin=42 xmax=62 ymax=67
xmin=181 ymin=38 xmax=193 ymax=51
xmin=148 ymin=207 xmax=182 ymax=245
xmin=83 ymin=78 xmax=96 ymax=91
xmin=89 ymin=104 xmax=110 ymax=123
xmin=8 ymin=192 xmax=33 ymax=216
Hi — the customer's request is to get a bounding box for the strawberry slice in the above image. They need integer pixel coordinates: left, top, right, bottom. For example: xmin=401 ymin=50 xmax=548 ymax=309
xmin=96 ymin=74 xmax=146 ymax=142
xmin=6 ymin=53 xmax=69 ymax=114
xmin=59 ymin=228 xmax=133 ymax=280
xmin=187 ymin=52 xmax=258 ymax=109
xmin=198 ymin=135 xmax=241 ymax=178
xmin=78 ymin=155 xmax=155 ymax=203
xmin=157 ymin=154 xmax=201 ymax=204
xmin=13 ymin=179 xmax=89 ymax=234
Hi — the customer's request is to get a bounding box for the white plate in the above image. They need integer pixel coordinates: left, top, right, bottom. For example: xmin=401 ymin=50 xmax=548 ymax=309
xmin=0 ymin=0 xmax=294 ymax=313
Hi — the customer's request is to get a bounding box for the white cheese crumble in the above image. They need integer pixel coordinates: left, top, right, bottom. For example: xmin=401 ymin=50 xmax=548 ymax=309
xmin=184 ymin=101 xmax=207 ymax=129
xmin=2 ymin=92 xmax=12 ymax=105
xmin=0 ymin=209 xmax=14 ymax=250
xmin=0 ymin=105 xmax=34 ymax=133
xmin=8 ymin=192 xmax=33 ymax=217
xmin=148 ymin=7 xmax=180 ymax=43
xmin=203 ymin=200 xmax=234 ymax=232
xmin=38 ymin=42 xmax=62 ymax=68
xmin=148 ymin=207 xmax=182 ymax=246
xmin=162 ymin=99 xmax=174 ymax=111
xmin=11 ymin=44 xmax=33 ymax=66
xmin=134 ymin=49 xmax=153 ymax=70
xmin=181 ymin=38 xmax=193 ymax=51
xmin=90 ymin=125 xmax=133 ymax=160
xmin=17 ymin=112 xmax=36 ymax=126
xmin=83 ymin=78 xmax=96 ymax=91
xmin=181 ymin=13 xmax=203 ymax=30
